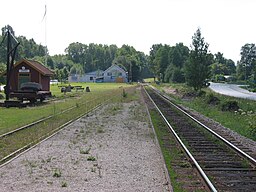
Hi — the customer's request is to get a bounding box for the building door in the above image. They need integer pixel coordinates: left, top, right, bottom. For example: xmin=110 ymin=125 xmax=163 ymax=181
xmin=18 ymin=73 xmax=30 ymax=89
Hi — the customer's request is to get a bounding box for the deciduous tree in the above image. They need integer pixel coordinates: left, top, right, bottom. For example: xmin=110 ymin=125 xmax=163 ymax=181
xmin=238 ymin=43 xmax=256 ymax=81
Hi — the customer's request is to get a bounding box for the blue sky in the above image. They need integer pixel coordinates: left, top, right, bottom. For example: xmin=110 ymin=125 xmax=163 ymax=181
xmin=1 ymin=0 xmax=255 ymax=62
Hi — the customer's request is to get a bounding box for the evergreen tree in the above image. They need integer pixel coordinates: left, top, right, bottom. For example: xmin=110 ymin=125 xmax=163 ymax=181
xmin=185 ymin=28 xmax=210 ymax=91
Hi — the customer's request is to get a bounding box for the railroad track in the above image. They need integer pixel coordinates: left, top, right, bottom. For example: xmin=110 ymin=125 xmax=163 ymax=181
xmin=0 ymin=87 xmax=130 ymax=166
xmin=143 ymin=85 xmax=256 ymax=192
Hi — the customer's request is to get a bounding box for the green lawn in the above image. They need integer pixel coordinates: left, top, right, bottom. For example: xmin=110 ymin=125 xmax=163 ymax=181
xmin=0 ymin=83 xmax=133 ymax=135
xmin=143 ymin=78 xmax=155 ymax=83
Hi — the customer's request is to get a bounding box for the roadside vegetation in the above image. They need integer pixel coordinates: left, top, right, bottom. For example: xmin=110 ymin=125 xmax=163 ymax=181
xmin=152 ymin=82 xmax=256 ymax=141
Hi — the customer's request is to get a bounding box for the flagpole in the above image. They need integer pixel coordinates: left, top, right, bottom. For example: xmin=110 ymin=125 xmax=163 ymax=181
xmin=44 ymin=4 xmax=47 ymax=66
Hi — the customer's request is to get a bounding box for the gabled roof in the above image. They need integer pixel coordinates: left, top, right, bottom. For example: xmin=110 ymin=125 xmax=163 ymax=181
xmin=14 ymin=58 xmax=54 ymax=76
xmin=104 ymin=64 xmax=127 ymax=74
xmin=85 ymin=70 xmax=104 ymax=76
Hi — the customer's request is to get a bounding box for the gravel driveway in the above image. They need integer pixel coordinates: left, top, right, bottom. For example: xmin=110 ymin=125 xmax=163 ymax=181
xmin=0 ymin=98 xmax=171 ymax=191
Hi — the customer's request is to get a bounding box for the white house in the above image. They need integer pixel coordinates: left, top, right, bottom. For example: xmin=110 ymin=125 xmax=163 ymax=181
xmin=103 ymin=64 xmax=128 ymax=83
xmin=83 ymin=70 xmax=104 ymax=82
xmin=68 ymin=65 xmax=128 ymax=83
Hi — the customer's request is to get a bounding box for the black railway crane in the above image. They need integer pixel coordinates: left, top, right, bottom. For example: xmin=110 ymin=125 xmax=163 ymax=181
xmin=1 ymin=26 xmax=20 ymax=101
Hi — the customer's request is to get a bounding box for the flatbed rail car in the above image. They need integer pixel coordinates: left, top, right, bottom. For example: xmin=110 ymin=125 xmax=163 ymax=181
xmin=9 ymin=82 xmax=52 ymax=103
xmin=10 ymin=90 xmax=52 ymax=103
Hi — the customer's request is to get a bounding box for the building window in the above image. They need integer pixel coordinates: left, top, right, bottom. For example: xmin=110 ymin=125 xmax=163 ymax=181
xmin=90 ymin=76 xmax=93 ymax=80
xmin=18 ymin=73 xmax=30 ymax=89
xmin=107 ymin=72 xmax=112 ymax=76
xmin=118 ymin=72 xmax=122 ymax=76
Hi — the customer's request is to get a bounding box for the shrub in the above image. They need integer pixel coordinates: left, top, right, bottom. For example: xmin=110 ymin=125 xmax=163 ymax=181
xmin=206 ymin=93 xmax=220 ymax=105
xmin=221 ymin=100 xmax=239 ymax=111
xmin=215 ymin=74 xmax=225 ymax=82
xmin=181 ymin=91 xmax=197 ymax=100
xmin=198 ymin=90 xmax=206 ymax=97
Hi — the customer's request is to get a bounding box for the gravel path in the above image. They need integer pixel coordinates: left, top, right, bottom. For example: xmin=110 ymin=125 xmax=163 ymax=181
xmin=0 ymin=98 xmax=171 ymax=191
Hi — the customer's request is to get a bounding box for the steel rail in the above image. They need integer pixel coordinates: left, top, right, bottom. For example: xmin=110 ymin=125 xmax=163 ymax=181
xmin=150 ymin=85 xmax=256 ymax=165
xmin=141 ymin=86 xmax=172 ymax=192
xmin=0 ymin=90 xmax=124 ymax=168
xmin=0 ymin=89 xmax=120 ymax=139
xmin=143 ymin=86 xmax=217 ymax=192
xmin=0 ymin=102 xmax=103 ymax=168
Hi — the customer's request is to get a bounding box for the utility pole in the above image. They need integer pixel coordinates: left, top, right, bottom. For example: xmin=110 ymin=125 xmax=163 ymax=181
xmin=129 ymin=62 xmax=132 ymax=83
xmin=44 ymin=4 xmax=47 ymax=66
xmin=5 ymin=29 xmax=11 ymax=100
xmin=4 ymin=28 xmax=20 ymax=101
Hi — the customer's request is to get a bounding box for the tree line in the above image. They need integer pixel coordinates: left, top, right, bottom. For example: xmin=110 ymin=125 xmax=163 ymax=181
xmin=0 ymin=25 xmax=255 ymax=91
xmin=149 ymin=29 xmax=256 ymax=91
xmin=0 ymin=25 xmax=150 ymax=83
xmin=148 ymin=29 xmax=234 ymax=91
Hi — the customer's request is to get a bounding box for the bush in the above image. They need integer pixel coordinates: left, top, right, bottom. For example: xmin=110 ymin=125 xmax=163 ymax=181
xmin=221 ymin=100 xmax=239 ymax=111
xmin=215 ymin=74 xmax=225 ymax=82
xmin=181 ymin=91 xmax=198 ymax=100
xmin=198 ymin=90 xmax=206 ymax=97
xmin=206 ymin=93 xmax=220 ymax=105
xmin=0 ymin=94 xmax=4 ymax=99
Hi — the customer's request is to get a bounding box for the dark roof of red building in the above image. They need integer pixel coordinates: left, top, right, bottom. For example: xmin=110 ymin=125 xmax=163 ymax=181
xmin=15 ymin=58 xmax=54 ymax=76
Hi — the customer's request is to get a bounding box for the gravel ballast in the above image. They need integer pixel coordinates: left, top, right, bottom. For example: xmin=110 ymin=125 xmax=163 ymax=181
xmin=0 ymin=99 xmax=171 ymax=191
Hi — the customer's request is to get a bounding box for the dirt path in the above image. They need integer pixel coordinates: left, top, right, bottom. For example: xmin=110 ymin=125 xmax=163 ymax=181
xmin=0 ymin=95 xmax=171 ymax=191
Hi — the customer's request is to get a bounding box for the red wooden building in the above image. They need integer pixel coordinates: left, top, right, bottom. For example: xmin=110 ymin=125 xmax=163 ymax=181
xmin=9 ymin=58 xmax=54 ymax=91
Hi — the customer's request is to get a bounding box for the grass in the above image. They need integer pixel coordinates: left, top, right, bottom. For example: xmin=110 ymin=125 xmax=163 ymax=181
xmin=102 ymin=104 xmax=122 ymax=116
xmin=186 ymin=92 xmax=256 ymax=141
xmin=61 ymin=181 xmax=67 ymax=187
xmin=153 ymin=82 xmax=256 ymax=141
xmin=53 ymin=168 xmax=62 ymax=177
xmin=149 ymin=103 xmax=209 ymax=192
xmin=87 ymin=156 xmax=96 ymax=161
xmin=96 ymin=127 xmax=104 ymax=133
xmin=143 ymin=78 xmax=155 ymax=83
xmin=150 ymin=109 xmax=186 ymax=192
xmin=0 ymin=83 xmax=133 ymax=135
xmin=79 ymin=147 xmax=91 ymax=154
xmin=0 ymin=83 xmax=137 ymax=161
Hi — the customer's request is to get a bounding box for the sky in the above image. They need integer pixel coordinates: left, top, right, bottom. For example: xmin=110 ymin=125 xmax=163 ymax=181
xmin=1 ymin=0 xmax=256 ymax=62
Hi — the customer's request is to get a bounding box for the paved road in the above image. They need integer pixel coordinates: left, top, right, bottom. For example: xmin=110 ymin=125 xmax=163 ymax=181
xmin=209 ymin=82 xmax=256 ymax=101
